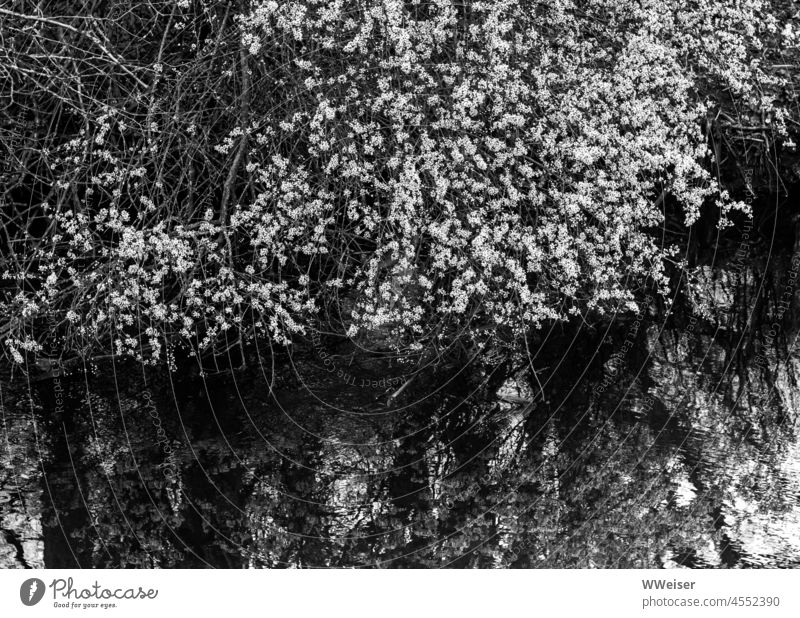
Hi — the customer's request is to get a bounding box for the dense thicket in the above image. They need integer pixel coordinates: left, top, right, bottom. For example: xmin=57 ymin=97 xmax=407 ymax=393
xmin=1 ymin=0 xmax=798 ymax=366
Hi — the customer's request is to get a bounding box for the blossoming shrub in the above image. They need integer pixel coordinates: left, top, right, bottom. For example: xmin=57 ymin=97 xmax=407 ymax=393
xmin=0 ymin=0 xmax=796 ymax=365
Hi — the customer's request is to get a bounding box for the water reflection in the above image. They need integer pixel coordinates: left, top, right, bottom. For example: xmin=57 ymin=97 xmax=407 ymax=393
xmin=2 ymin=262 xmax=800 ymax=568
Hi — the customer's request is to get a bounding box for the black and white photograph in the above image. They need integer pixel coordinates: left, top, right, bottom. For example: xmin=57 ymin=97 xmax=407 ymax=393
xmin=1 ymin=0 xmax=800 ymax=614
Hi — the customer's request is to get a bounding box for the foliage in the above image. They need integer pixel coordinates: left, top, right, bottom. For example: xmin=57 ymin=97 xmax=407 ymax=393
xmin=0 ymin=0 xmax=797 ymax=364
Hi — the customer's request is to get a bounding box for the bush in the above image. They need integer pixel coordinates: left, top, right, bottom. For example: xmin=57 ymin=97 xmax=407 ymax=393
xmin=0 ymin=0 xmax=797 ymax=366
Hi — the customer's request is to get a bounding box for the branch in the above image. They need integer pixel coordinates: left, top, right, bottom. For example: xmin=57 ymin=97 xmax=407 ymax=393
xmin=0 ymin=7 xmax=148 ymax=89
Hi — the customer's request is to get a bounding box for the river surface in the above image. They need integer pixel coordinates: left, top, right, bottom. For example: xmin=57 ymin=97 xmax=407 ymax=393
xmin=3 ymin=230 xmax=800 ymax=568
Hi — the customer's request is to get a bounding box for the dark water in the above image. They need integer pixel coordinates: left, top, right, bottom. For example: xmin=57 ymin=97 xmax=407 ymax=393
xmin=3 ymin=251 xmax=800 ymax=568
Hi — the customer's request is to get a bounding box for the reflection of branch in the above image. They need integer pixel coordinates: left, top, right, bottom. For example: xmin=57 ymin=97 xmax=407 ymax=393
xmin=30 ymin=349 xmax=152 ymax=381
xmin=498 ymin=394 xmax=532 ymax=405
xmin=0 ymin=8 xmax=147 ymax=88
xmin=387 ymin=374 xmax=416 ymax=403
xmin=2 ymin=528 xmax=32 ymax=569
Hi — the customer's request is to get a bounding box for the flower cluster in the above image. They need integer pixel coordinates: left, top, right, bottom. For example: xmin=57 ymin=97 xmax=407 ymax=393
xmin=1 ymin=0 xmax=795 ymax=364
